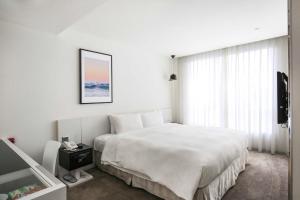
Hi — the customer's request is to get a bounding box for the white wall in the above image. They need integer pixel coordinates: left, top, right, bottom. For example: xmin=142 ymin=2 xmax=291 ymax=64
xmin=291 ymin=0 xmax=300 ymax=198
xmin=0 ymin=21 xmax=171 ymax=162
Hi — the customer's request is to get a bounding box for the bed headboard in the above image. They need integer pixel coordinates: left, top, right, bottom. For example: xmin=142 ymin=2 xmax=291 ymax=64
xmin=57 ymin=108 xmax=172 ymax=146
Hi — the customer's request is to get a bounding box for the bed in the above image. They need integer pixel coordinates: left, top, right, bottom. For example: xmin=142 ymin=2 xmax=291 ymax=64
xmin=94 ymin=119 xmax=248 ymax=200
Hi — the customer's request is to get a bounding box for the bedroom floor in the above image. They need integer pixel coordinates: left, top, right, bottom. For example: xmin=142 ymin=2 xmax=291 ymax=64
xmin=67 ymin=151 xmax=288 ymax=200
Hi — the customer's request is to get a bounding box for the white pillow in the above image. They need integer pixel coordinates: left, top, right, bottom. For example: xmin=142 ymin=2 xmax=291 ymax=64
xmin=109 ymin=113 xmax=143 ymax=134
xmin=141 ymin=111 xmax=164 ymax=128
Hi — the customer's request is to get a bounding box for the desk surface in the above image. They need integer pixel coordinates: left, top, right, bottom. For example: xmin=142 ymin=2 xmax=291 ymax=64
xmin=0 ymin=140 xmax=47 ymax=195
xmin=0 ymin=139 xmax=66 ymax=199
xmin=0 ymin=140 xmax=29 ymax=176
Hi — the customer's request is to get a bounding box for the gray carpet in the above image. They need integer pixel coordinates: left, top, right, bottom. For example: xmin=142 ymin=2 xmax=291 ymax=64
xmin=67 ymin=152 xmax=288 ymax=200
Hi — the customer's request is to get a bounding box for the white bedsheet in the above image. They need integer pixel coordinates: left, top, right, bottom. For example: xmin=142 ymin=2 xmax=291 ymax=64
xmin=94 ymin=134 xmax=114 ymax=152
xmin=101 ymin=123 xmax=248 ymax=200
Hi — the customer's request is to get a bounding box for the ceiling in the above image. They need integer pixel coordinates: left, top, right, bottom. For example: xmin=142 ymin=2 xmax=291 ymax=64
xmin=0 ymin=0 xmax=108 ymax=33
xmin=0 ymin=0 xmax=288 ymax=57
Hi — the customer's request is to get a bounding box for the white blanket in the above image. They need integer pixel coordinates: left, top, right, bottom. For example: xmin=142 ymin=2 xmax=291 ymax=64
xmin=101 ymin=123 xmax=247 ymax=200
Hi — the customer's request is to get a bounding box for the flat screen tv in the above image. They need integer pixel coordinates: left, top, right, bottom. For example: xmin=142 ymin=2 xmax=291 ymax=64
xmin=277 ymin=71 xmax=288 ymax=124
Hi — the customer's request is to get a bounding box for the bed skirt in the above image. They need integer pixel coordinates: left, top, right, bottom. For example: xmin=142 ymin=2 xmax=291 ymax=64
xmin=95 ymin=150 xmax=248 ymax=200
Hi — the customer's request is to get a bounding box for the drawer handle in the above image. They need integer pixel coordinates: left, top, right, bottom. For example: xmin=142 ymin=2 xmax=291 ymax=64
xmin=78 ymin=152 xmax=90 ymax=163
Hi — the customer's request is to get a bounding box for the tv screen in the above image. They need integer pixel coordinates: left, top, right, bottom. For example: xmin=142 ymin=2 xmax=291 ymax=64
xmin=277 ymin=72 xmax=288 ymax=124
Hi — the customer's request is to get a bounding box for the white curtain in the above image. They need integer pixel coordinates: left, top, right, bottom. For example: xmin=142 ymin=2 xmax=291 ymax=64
xmin=179 ymin=37 xmax=289 ymax=154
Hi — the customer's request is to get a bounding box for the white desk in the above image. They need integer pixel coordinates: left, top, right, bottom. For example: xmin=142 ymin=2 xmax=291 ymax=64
xmin=0 ymin=139 xmax=66 ymax=200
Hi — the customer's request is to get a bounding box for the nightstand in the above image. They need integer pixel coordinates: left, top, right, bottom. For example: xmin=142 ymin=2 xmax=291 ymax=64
xmin=59 ymin=143 xmax=93 ymax=187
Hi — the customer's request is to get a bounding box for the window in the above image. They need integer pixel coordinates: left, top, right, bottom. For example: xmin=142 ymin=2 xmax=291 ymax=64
xmin=179 ymin=37 xmax=288 ymax=153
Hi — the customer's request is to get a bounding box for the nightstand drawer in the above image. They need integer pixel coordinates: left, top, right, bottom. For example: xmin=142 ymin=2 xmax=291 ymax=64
xmin=69 ymin=150 xmax=92 ymax=170
xmin=59 ymin=144 xmax=93 ymax=171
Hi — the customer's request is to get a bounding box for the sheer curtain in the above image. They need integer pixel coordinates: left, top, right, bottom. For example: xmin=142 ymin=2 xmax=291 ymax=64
xmin=179 ymin=37 xmax=289 ymax=154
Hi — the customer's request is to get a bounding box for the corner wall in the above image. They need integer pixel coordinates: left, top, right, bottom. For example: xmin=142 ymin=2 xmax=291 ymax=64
xmin=0 ymin=21 xmax=171 ymax=162
xmin=291 ymin=0 xmax=300 ymax=198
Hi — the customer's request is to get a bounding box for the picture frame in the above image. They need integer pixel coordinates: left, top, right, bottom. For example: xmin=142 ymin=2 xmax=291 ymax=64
xmin=80 ymin=49 xmax=113 ymax=104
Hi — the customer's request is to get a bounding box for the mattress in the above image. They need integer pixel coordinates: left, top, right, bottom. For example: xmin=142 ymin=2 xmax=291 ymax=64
xmin=95 ymin=150 xmax=248 ymax=200
xmin=94 ymin=124 xmax=248 ymax=199
xmin=94 ymin=134 xmax=113 ymax=152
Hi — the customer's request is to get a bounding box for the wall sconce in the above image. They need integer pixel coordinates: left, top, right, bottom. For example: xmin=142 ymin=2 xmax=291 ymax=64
xmin=169 ymin=74 xmax=177 ymax=81
xmin=169 ymin=55 xmax=177 ymax=81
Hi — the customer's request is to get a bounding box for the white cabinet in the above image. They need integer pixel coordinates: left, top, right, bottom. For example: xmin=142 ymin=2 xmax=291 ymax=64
xmin=0 ymin=139 xmax=66 ymax=200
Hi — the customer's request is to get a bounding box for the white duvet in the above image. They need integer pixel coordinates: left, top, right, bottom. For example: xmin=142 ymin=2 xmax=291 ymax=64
xmin=101 ymin=123 xmax=247 ymax=200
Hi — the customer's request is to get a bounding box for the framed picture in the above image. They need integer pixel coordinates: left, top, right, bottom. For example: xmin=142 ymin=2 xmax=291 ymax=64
xmin=80 ymin=49 xmax=113 ymax=104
